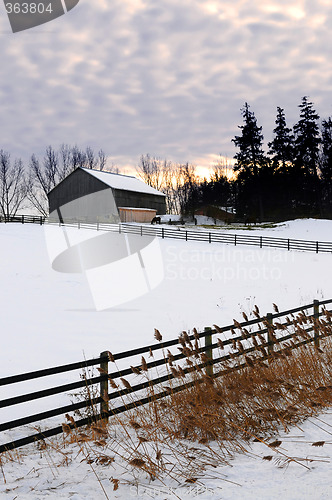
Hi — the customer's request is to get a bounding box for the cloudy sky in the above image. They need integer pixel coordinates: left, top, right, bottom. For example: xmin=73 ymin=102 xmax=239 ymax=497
xmin=0 ymin=0 xmax=331 ymax=173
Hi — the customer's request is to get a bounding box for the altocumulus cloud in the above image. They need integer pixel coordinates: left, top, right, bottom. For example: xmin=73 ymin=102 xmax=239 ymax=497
xmin=0 ymin=0 xmax=331 ymax=169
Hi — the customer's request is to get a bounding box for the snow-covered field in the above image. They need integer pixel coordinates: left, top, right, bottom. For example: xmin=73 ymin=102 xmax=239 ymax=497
xmin=1 ymin=218 xmax=332 ymax=499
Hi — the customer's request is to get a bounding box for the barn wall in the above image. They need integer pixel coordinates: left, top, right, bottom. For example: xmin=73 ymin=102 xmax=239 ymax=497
xmin=113 ymin=189 xmax=166 ymax=215
xmin=48 ymin=168 xmax=166 ymax=222
xmin=49 ymin=169 xmax=106 ymax=212
xmin=48 ymin=169 xmax=119 ymax=223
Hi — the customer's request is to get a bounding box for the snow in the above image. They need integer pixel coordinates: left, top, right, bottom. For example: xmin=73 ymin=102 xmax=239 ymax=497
xmin=1 ymin=218 xmax=332 ymax=498
xmin=80 ymin=168 xmax=166 ymax=197
xmin=118 ymin=207 xmax=156 ymax=211
xmin=202 ymin=218 xmax=332 ymax=243
xmin=160 ymin=214 xmax=183 ymax=223
xmin=1 ymin=410 xmax=332 ymax=499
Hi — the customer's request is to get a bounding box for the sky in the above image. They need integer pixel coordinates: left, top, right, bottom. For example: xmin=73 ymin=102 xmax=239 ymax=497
xmin=0 ymin=0 xmax=332 ymax=174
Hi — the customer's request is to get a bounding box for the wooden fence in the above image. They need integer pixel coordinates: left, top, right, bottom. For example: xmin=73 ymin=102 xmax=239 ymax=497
xmin=1 ymin=214 xmax=332 ymax=253
xmin=1 ymin=298 xmax=332 ymax=454
xmin=118 ymin=223 xmax=332 ymax=253
xmin=0 ymin=214 xmax=45 ymax=225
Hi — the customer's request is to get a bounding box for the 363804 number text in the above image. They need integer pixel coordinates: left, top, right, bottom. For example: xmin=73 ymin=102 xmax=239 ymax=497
xmin=5 ymin=3 xmax=53 ymax=14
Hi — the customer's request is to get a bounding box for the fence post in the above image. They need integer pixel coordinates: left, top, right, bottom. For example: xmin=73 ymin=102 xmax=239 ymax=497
xmin=100 ymin=351 xmax=109 ymax=421
xmin=162 ymin=227 xmax=164 ymax=239
xmin=234 ymin=234 xmax=237 ymax=246
xmin=260 ymin=236 xmax=262 ymax=248
xmin=313 ymin=299 xmax=320 ymax=348
xmin=316 ymin=241 xmax=319 ymax=254
xmin=266 ymin=313 xmax=274 ymax=357
xmin=22 ymin=215 xmax=24 ymax=224
xmin=209 ymin=232 xmax=211 ymax=244
xmin=204 ymin=327 xmax=213 ymax=377
xmin=287 ymin=239 xmax=290 ymax=251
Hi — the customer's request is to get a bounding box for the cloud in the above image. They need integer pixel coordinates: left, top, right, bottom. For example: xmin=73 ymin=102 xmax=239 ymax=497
xmin=0 ymin=0 xmax=331 ymax=169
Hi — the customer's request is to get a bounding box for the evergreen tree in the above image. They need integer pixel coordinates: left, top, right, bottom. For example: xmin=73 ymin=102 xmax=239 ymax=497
xmin=293 ymin=96 xmax=321 ymax=176
xmin=232 ymin=103 xmax=267 ymax=220
xmin=321 ymin=117 xmax=332 ymax=180
xmin=266 ymin=107 xmax=295 ymax=218
xmin=320 ymin=117 xmax=332 ymax=214
xmin=268 ymin=107 xmax=294 ymax=171
xmin=232 ymin=103 xmax=266 ymax=177
xmin=293 ymin=96 xmax=321 ymax=214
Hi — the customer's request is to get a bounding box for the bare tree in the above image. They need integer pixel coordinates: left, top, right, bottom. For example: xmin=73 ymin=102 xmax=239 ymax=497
xmin=160 ymin=159 xmax=178 ymax=214
xmin=26 ymin=175 xmax=49 ymax=216
xmin=136 ymin=154 xmax=181 ymax=213
xmin=136 ymin=154 xmax=165 ymax=191
xmin=0 ymin=150 xmax=27 ymax=218
xmin=85 ymin=146 xmax=108 ymax=171
xmin=71 ymin=145 xmax=87 ymax=169
xmin=27 ymin=151 xmax=60 ymax=216
xmin=98 ymin=149 xmax=107 ymax=171
xmin=27 ymin=145 xmax=74 ymax=216
xmin=86 ymin=146 xmax=97 ymax=170
xmin=27 ymin=144 xmax=117 ymax=215
xmin=211 ymin=155 xmax=234 ymax=182
xmin=173 ymin=162 xmax=198 ymax=216
xmin=136 ymin=155 xmax=202 ymax=215
xmin=59 ymin=144 xmax=73 ymax=180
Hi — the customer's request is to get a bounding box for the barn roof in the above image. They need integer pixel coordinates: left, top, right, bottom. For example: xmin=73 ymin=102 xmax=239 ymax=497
xmin=80 ymin=168 xmax=166 ymax=197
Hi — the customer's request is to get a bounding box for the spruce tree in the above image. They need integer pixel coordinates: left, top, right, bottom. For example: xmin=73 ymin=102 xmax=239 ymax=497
xmin=267 ymin=107 xmax=295 ymax=217
xmin=232 ymin=103 xmax=266 ymax=177
xmin=293 ymin=96 xmax=321 ymax=214
xmin=321 ymin=117 xmax=332 ymax=180
xmin=268 ymin=107 xmax=294 ymax=171
xmin=232 ymin=103 xmax=267 ymax=220
xmin=293 ymin=96 xmax=320 ymax=176
xmin=320 ymin=117 xmax=332 ymax=215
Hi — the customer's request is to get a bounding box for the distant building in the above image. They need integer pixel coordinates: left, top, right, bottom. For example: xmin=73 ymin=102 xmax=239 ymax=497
xmin=48 ymin=167 xmax=166 ymax=223
xmin=194 ymin=205 xmax=235 ymax=224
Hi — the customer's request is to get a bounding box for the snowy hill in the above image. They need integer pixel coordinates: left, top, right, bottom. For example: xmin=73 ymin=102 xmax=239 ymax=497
xmin=1 ymin=219 xmax=332 ymax=499
xmin=1 ymin=219 xmax=331 ymax=375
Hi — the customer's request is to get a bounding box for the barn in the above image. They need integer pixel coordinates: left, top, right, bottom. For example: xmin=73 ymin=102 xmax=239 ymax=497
xmin=47 ymin=167 xmax=166 ymax=223
xmin=194 ymin=205 xmax=235 ymax=224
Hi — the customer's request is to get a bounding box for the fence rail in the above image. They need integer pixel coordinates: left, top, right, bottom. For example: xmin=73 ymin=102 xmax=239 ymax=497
xmin=1 ymin=298 xmax=332 ymax=454
xmin=95 ymin=222 xmax=332 ymax=253
xmin=1 ymin=214 xmax=332 ymax=253
xmin=0 ymin=214 xmax=45 ymax=225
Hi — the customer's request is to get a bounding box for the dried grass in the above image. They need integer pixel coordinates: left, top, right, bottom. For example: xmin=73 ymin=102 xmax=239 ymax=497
xmin=2 ymin=306 xmax=332 ymax=496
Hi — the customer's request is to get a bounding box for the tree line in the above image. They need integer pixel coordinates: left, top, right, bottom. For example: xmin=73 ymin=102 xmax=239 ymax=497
xmin=232 ymin=96 xmax=332 ymax=221
xmin=138 ymin=96 xmax=332 ymax=221
xmin=1 ymin=96 xmax=331 ymax=221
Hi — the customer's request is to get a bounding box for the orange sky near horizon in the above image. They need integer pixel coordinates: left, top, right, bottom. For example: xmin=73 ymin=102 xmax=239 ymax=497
xmin=118 ymin=154 xmax=236 ymax=181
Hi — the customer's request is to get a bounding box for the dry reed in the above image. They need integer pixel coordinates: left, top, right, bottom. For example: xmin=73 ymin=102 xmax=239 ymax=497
xmin=2 ymin=306 xmax=332 ymax=495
